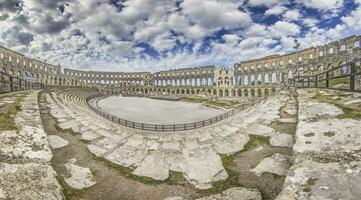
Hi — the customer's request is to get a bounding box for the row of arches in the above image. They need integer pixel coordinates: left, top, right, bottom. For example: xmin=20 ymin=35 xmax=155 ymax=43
xmin=235 ymin=71 xmax=292 ymax=86
xmin=113 ymin=86 xmax=279 ymax=98
xmin=154 ymin=77 xmax=214 ymax=87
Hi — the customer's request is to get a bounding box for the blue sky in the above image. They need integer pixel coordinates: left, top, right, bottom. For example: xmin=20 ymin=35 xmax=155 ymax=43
xmin=0 ymin=0 xmax=361 ymax=72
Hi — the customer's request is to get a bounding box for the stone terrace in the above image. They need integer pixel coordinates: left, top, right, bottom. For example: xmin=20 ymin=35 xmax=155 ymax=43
xmin=277 ymin=89 xmax=361 ymax=200
xmin=1 ymin=87 xmax=360 ymax=200
xmin=0 ymin=91 xmax=62 ymax=199
xmin=47 ymin=88 xmax=292 ymax=189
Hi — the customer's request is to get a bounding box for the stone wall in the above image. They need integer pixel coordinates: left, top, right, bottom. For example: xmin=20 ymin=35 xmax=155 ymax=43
xmin=1 ymin=35 xmax=360 ymax=97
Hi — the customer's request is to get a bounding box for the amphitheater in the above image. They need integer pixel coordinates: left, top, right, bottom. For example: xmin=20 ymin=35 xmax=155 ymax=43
xmin=0 ymin=35 xmax=361 ymax=200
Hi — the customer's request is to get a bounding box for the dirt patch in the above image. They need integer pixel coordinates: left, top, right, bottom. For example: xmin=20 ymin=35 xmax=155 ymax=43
xmin=232 ymin=145 xmax=292 ymax=200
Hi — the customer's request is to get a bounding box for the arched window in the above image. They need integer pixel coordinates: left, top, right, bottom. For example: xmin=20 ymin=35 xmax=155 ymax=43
xmin=244 ymin=75 xmax=249 ymax=86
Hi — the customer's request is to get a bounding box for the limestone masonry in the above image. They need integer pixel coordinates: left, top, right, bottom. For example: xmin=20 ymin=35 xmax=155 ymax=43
xmin=1 ymin=35 xmax=361 ymax=95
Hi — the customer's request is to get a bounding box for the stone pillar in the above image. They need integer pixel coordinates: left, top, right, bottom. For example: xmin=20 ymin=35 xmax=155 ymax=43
xmin=350 ymin=62 xmax=356 ymax=91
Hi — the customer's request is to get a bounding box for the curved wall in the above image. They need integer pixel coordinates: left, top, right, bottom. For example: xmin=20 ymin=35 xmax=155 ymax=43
xmin=1 ymin=35 xmax=360 ymax=97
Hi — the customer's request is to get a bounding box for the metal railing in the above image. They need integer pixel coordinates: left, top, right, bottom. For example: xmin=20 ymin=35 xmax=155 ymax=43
xmin=0 ymin=71 xmax=45 ymax=94
xmin=85 ymin=91 xmax=277 ymax=132
xmin=292 ymin=58 xmax=361 ymax=92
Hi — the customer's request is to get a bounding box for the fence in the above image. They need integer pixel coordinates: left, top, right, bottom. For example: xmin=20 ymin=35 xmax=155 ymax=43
xmin=293 ymin=58 xmax=361 ymax=92
xmin=86 ymin=92 xmax=276 ymax=132
xmin=0 ymin=71 xmax=45 ymax=94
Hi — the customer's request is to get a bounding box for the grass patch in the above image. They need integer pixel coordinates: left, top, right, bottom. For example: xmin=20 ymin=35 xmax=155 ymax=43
xmin=168 ymin=171 xmax=190 ymax=186
xmin=302 ymin=177 xmax=318 ymax=193
xmin=182 ymin=98 xmax=240 ymax=109
xmin=56 ymin=176 xmax=86 ymax=200
xmin=0 ymin=92 xmax=28 ymax=131
xmin=311 ymin=92 xmax=329 ymax=101
xmin=330 ymin=78 xmax=349 ymax=86
xmin=243 ymin=135 xmax=270 ymax=152
xmin=336 ymin=105 xmax=361 ymax=120
xmin=312 ymin=91 xmax=361 ymax=120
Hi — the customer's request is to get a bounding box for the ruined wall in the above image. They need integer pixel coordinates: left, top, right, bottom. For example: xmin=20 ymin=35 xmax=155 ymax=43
xmin=1 ymin=35 xmax=360 ymax=97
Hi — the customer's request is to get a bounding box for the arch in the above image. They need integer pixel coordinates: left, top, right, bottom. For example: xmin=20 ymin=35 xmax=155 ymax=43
xmin=207 ymin=78 xmax=213 ymax=86
xmin=250 ymin=88 xmax=255 ymax=97
xmin=219 ymin=90 xmax=224 ymax=97
xmin=257 ymin=89 xmax=262 ymax=97
xmin=257 ymin=74 xmax=262 ymax=84
xmin=237 ymin=76 xmax=242 ymax=85
xmin=265 ymin=88 xmax=269 ymax=96
xmin=224 ymin=89 xmax=229 ymax=97
xmin=237 ymin=89 xmax=242 ymax=97
xmin=279 ymin=72 xmax=283 ymax=82
xmin=244 ymin=75 xmax=249 ymax=86
xmin=287 ymin=71 xmax=293 ymax=79
xmin=271 ymin=72 xmax=277 ymax=84
xmin=244 ymin=89 xmax=248 ymax=97
xmin=264 ymin=73 xmax=269 ymax=83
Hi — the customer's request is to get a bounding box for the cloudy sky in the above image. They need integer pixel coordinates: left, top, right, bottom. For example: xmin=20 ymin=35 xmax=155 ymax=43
xmin=0 ymin=0 xmax=361 ymax=72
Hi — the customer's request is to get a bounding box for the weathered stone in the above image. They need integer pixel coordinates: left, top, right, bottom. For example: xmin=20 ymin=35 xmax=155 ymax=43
xmin=252 ymin=153 xmax=290 ymax=176
xmin=212 ymin=133 xmax=249 ymax=155
xmin=164 ymin=197 xmax=184 ymax=200
xmin=132 ymin=151 xmax=169 ymax=180
xmin=64 ymin=158 xmax=96 ymax=190
xmin=344 ymin=99 xmax=361 ymax=105
xmin=162 ymin=141 xmax=181 ymax=151
xmin=195 ymin=187 xmax=262 ymax=200
xmin=276 ymin=118 xmax=297 ymax=123
xmin=81 ymin=130 xmax=101 ymax=141
xmin=294 ymin=118 xmax=361 ymax=153
xmin=270 ymin=133 xmax=294 ymax=147
xmin=58 ymin=119 xmax=80 ymax=132
xmin=105 ymin=145 xmax=147 ymax=167
xmin=0 ymin=163 xmax=62 ymax=200
xmin=284 ymin=109 xmax=297 ymax=116
xmin=182 ymin=145 xmax=228 ymax=189
xmin=48 ymin=135 xmax=69 ymax=149
xmin=243 ymin=123 xmax=277 ymax=137
xmin=146 ymin=140 xmax=159 ymax=150
xmin=87 ymin=144 xmax=108 ymax=157
xmin=277 ymin=160 xmax=361 ymax=200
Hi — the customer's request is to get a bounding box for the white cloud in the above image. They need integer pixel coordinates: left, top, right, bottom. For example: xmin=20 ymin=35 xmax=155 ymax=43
xmin=297 ymin=0 xmax=344 ymax=12
xmin=0 ymin=0 xmax=359 ymax=73
xmin=265 ymin=5 xmax=287 ymax=15
xmin=242 ymin=24 xmax=268 ymax=37
xmin=283 ymin=9 xmax=301 ymax=21
xmin=302 ymin=18 xmax=319 ymax=27
xmin=248 ymin=0 xmax=286 ymax=7
xmin=180 ymin=0 xmax=252 ymax=30
xmin=268 ymin=21 xmax=301 ymax=38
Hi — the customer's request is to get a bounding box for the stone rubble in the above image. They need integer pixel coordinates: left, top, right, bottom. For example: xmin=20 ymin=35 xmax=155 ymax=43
xmin=251 ymin=153 xmax=290 ymax=176
xmin=270 ymin=133 xmax=294 ymax=147
xmin=64 ymin=158 xmax=96 ymax=190
xmin=0 ymin=91 xmax=63 ymax=199
xmin=164 ymin=187 xmax=262 ymax=200
xmin=48 ymin=135 xmax=69 ymax=149
xmin=195 ymin=187 xmax=262 ymax=200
